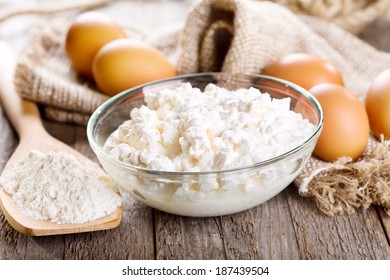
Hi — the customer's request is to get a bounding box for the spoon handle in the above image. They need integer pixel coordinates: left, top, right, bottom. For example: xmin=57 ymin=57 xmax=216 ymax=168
xmin=0 ymin=41 xmax=46 ymax=139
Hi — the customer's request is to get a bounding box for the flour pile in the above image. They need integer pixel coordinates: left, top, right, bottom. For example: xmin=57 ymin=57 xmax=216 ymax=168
xmin=0 ymin=150 xmax=122 ymax=224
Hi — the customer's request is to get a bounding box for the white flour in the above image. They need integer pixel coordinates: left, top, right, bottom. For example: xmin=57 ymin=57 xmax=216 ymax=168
xmin=0 ymin=150 xmax=122 ymax=224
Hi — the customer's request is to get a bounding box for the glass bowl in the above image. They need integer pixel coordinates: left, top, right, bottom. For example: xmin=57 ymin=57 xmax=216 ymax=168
xmin=87 ymin=73 xmax=323 ymax=217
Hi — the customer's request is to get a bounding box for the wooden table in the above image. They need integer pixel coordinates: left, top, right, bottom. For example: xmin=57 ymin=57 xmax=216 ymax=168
xmin=0 ymin=0 xmax=390 ymax=260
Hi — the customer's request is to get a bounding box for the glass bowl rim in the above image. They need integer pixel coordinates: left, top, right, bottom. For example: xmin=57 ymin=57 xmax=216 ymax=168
xmin=87 ymin=72 xmax=323 ymax=176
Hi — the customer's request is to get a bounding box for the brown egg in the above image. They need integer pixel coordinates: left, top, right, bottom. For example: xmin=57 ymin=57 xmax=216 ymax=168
xmin=310 ymin=83 xmax=369 ymax=162
xmin=262 ymin=53 xmax=344 ymax=90
xmin=65 ymin=12 xmax=126 ymax=77
xmin=365 ymin=69 xmax=390 ymax=139
xmin=92 ymin=38 xmax=176 ymax=96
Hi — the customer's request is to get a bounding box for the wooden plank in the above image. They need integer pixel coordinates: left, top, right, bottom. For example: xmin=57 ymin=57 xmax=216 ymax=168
xmin=252 ymin=189 xmax=301 ymax=259
xmin=155 ymin=211 xmax=226 ymax=260
xmin=64 ymin=193 xmax=154 ymax=260
xmin=24 ymin=236 xmax=65 ymax=259
xmin=286 ymin=186 xmax=390 ymax=259
xmin=154 ymin=186 xmax=299 ymax=260
xmin=155 ymin=212 xmax=185 ymax=260
xmin=0 ymin=106 xmax=28 ymax=260
xmin=203 ymin=187 xmax=300 ymax=260
xmin=0 ymin=215 xmax=27 ymax=259
xmin=0 ymin=106 xmax=17 ymax=170
xmin=220 ymin=210 xmax=261 ymax=260
xmin=378 ymin=209 xmax=390 ymax=245
xmin=155 ymin=194 xmax=299 ymax=260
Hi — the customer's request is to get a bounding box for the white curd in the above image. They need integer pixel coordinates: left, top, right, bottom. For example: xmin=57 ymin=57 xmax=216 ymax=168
xmin=102 ymin=83 xmax=315 ymax=215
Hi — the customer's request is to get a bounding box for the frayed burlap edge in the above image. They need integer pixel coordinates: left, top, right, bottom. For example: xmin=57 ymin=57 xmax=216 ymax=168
xmin=296 ymin=137 xmax=390 ymax=216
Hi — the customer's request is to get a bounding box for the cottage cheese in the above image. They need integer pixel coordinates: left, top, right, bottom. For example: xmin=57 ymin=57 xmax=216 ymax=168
xmin=104 ymin=83 xmax=314 ymax=171
xmin=102 ymin=83 xmax=315 ymax=215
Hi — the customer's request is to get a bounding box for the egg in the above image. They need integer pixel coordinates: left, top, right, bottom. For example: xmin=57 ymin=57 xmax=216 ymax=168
xmin=65 ymin=12 xmax=126 ymax=77
xmin=92 ymin=38 xmax=176 ymax=96
xmin=262 ymin=53 xmax=344 ymax=90
xmin=309 ymin=83 xmax=369 ymax=162
xmin=365 ymin=69 xmax=390 ymax=139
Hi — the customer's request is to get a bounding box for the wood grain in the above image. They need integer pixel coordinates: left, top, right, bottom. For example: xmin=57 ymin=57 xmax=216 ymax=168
xmin=378 ymin=209 xmax=390 ymax=245
xmin=24 ymin=235 xmax=65 ymax=259
xmin=253 ymin=189 xmax=301 ymax=259
xmin=155 ymin=188 xmax=302 ymax=260
xmin=220 ymin=210 xmax=261 ymax=259
xmin=0 ymin=106 xmax=16 ymax=170
xmin=286 ymin=186 xmax=390 ymax=260
xmin=0 ymin=105 xmax=25 ymax=260
xmin=0 ymin=215 xmax=27 ymax=259
xmin=61 ymin=192 xmax=154 ymax=260
xmin=155 ymin=211 xmax=226 ymax=260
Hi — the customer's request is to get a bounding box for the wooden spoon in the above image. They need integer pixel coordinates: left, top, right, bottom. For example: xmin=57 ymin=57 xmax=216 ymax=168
xmin=0 ymin=41 xmax=122 ymax=236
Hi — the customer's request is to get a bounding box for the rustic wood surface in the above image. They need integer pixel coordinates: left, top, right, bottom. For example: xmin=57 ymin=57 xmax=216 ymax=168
xmin=0 ymin=1 xmax=390 ymax=260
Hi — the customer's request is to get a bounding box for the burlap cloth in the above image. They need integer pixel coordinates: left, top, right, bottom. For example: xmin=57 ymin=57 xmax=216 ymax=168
xmin=12 ymin=0 xmax=390 ymax=216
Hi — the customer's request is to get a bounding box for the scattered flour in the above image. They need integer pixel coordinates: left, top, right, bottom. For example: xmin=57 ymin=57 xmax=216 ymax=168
xmin=0 ymin=150 xmax=122 ymax=224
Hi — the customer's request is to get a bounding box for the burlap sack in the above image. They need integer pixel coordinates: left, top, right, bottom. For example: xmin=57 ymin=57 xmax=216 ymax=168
xmin=271 ymin=0 xmax=390 ymax=34
xmin=13 ymin=0 xmax=390 ymax=216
